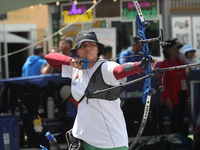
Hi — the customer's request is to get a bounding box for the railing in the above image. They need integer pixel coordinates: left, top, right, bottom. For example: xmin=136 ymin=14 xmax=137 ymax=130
xmin=170 ymin=0 xmax=200 ymax=14
xmin=170 ymin=0 xmax=200 ymax=7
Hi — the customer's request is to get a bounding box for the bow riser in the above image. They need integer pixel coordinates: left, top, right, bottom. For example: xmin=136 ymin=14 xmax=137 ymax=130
xmin=136 ymin=14 xmax=153 ymax=104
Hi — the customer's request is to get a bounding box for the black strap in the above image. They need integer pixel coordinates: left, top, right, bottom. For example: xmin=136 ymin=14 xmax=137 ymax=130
xmin=77 ymin=62 xmax=105 ymax=104
xmin=78 ymin=94 xmax=85 ymax=103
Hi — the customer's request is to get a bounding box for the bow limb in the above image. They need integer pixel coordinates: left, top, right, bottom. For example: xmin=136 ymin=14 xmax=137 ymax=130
xmin=128 ymin=94 xmax=151 ymax=150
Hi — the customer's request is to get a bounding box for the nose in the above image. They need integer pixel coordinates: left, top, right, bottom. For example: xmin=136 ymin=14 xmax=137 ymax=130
xmin=85 ymin=45 xmax=91 ymax=50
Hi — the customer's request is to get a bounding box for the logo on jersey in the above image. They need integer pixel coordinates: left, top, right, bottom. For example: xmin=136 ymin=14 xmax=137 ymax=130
xmin=72 ymin=71 xmax=82 ymax=86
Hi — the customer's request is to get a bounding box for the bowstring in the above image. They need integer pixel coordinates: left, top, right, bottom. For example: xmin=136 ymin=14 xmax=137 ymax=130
xmin=76 ymin=53 xmax=145 ymax=64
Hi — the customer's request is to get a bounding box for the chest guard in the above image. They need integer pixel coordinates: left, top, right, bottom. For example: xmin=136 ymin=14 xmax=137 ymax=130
xmin=79 ymin=62 xmax=121 ymax=103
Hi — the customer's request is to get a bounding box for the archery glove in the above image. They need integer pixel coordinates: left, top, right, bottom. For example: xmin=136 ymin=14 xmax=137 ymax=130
xmin=139 ymin=57 xmax=153 ymax=70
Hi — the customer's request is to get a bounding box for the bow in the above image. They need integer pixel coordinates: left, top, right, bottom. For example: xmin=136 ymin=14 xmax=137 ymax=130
xmin=128 ymin=1 xmax=156 ymax=149
xmin=93 ymin=1 xmax=165 ymax=149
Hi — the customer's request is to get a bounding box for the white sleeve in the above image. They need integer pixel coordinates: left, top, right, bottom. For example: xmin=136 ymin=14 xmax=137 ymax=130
xmin=101 ymin=61 xmax=127 ymax=86
xmin=61 ymin=65 xmax=73 ymax=78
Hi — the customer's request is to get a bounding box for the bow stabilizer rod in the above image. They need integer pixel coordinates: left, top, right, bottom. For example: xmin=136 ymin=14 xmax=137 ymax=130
xmin=151 ymin=62 xmax=200 ymax=74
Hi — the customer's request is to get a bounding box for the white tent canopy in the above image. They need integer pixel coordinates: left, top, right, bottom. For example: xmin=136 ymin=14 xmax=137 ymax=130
xmin=0 ymin=32 xmax=31 ymax=43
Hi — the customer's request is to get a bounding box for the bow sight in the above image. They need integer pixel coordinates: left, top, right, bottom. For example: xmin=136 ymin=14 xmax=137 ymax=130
xmin=138 ymin=29 xmax=169 ymax=47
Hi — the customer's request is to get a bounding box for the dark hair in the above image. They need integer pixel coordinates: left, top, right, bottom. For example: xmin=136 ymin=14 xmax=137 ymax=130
xmin=34 ymin=46 xmax=43 ymax=55
xmin=132 ymin=35 xmax=140 ymax=45
xmin=60 ymin=37 xmax=74 ymax=48
xmin=102 ymin=45 xmax=112 ymax=56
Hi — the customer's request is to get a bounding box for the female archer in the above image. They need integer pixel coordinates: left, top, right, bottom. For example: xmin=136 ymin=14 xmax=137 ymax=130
xmin=45 ymin=31 xmax=157 ymax=150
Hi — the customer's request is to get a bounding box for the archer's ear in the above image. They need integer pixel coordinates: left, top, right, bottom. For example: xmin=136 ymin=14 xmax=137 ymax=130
xmin=76 ymin=50 xmax=80 ymax=57
xmin=76 ymin=49 xmax=79 ymax=55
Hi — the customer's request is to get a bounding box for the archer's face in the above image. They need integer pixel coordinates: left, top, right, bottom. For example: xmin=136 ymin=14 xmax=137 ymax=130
xmin=76 ymin=42 xmax=99 ymax=62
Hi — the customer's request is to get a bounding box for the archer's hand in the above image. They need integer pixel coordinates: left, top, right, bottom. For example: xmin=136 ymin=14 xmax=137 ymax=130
xmin=139 ymin=56 xmax=157 ymax=70
xmin=69 ymin=58 xmax=84 ymax=70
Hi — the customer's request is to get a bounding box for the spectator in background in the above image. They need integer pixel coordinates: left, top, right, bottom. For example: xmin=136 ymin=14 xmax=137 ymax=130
xmin=119 ymin=35 xmax=143 ymax=64
xmin=59 ymin=37 xmax=74 ymax=56
xmin=100 ymin=45 xmax=113 ymax=60
xmin=41 ymin=36 xmax=74 ymax=74
xmin=59 ymin=37 xmax=77 ymax=121
xmin=41 ymin=47 xmax=60 ymax=74
xmin=159 ymin=39 xmax=189 ymax=136
xmin=173 ymin=38 xmax=191 ymax=77
xmin=173 ymin=38 xmax=190 ymax=65
xmin=22 ymin=46 xmax=47 ymax=77
xmin=182 ymin=44 xmax=199 ymax=70
xmin=56 ymin=37 xmax=78 ymax=136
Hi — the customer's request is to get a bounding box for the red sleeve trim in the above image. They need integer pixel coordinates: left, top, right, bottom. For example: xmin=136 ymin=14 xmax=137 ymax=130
xmin=113 ymin=62 xmax=143 ymax=79
xmin=45 ymin=53 xmax=73 ymax=71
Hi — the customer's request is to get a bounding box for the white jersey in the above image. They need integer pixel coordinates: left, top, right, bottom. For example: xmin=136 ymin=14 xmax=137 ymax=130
xmin=62 ymin=59 xmax=128 ymax=148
